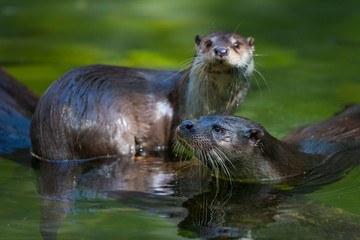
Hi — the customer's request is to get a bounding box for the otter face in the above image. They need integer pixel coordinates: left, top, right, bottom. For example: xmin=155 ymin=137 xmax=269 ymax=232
xmin=176 ymin=115 xmax=262 ymax=151
xmin=185 ymin=32 xmax=255 ymax=120
xmin=194 ymin=32 xmax=254 ymax=70
xmin=176 ymin=115 xmax=270 ymax=181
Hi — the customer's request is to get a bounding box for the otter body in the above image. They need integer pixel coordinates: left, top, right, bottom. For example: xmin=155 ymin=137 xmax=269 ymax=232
xmin=30 ymin=32 xmax=255 ymax=160
xmin=176 ymin=104 xmax=360 ymax=181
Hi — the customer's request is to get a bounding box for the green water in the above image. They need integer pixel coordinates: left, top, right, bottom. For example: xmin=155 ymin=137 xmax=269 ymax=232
xmin=1 ymin=0 xmax=360 ymax=239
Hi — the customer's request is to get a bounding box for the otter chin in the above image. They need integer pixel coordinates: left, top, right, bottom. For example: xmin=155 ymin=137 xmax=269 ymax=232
xmin=176 ymin=105 xmax=360 ymax=181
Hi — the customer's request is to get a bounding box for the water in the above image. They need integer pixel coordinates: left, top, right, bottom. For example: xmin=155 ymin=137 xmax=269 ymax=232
xmin=1 ymin=0 xmax=360 ymax=239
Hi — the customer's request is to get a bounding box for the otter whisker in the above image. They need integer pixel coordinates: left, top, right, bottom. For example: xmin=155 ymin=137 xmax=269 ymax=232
xmin=253 ymin=67 xmax=268 ymax=88
xmin=253 ymin=53 xmax=267 ymax=57
xmin=212 ymin=147 xmax=235 ymax=183
xmin=232 ymin=24 xmax=241 ymax=35
xmin=214 ymin=146 xmax=235 ymax=169
xmin=206 ymin=151 xmax=220 ymax=181
xmin=211 ymin=149 xmax=230 ymax=181
xmin=225 ymin=69 xmax=241 ymax=111
xmin=172 ymin=140 xmax=189 ymax=162
xmin=175 ymin=57 xmax=196 ymax=68
xmin=224 ymin=72 xmax=235 ymax=112
xmin=201 ymin=150 xmax=213 ymax=171
xmin=161 ymin=57 xmax=208 ymax=86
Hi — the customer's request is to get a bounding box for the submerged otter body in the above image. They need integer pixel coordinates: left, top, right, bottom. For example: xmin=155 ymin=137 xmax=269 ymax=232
xmin=30 ymin=31 xmax=255 ymax=160
xmin=176 ymin=104 xmax=360 ymax=181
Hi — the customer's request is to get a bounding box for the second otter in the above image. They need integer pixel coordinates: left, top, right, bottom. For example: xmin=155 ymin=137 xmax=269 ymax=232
xmin=30 ymin=31 xmax=255 ymax=160
xmin=176 ymin=104 xmax=360 ymax=181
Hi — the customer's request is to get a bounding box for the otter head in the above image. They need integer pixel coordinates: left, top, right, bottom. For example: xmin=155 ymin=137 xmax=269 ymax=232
xmin=184 ymin=32 xmax=255 ymax=120
xmin=176 ymin=115 xmax=279 ymax=181
xmin=194 ymin=31 xmax=254 ymax=71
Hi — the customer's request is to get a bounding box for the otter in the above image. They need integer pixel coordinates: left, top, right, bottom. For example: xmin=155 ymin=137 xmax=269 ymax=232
xmin=30 ymin=31 xmax=255 ymax=160
xmin=176 ymin=104 xmax=360 ymax=181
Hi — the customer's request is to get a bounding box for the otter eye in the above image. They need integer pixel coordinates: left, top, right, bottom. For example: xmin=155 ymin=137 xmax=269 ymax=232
xmin=233 ymin=41 xmax=241 ymax=49
xmin=205 ymin=40 xmax=212 ymax=48
xmin=213 ymin=125 xmax=222 ymax=133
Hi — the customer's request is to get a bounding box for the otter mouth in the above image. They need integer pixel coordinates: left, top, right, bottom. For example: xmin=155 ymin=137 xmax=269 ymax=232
xmin=213 ymin=62 xmax=227 ymax=70
xmin=207 ymin=60 xmax=235 ymax=72
xmin=176 ymin=136 xmax=193 ymax=151
xmin=175 ymin=129 xmax=195 ymax=152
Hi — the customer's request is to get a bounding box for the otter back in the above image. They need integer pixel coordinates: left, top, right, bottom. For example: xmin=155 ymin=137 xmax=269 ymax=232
xmin=30 ymin=65 xmax=181 ymax=160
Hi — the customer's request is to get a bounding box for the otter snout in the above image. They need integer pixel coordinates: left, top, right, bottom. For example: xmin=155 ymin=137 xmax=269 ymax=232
xmin=182 ymin=120 xmax=194 ymax=130
xmin=176 ymin=120 xmax=200 ymax=150
xmin=214 ymin=47 xmax=229 ymax=58
xmin=177 ymin=120 xmax=195 ymax=134
xmin=176 ymin=120 xmax=197 ymax=140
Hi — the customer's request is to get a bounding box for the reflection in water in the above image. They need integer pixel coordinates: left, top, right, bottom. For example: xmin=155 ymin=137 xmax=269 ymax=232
xmin=33 ymin=159 xmax=85 ymax=240
xmin=32 ymin=153 xmax=211 ymax=239
xmin=178 ymin=182 xmax=280 ymax=239
xmin=31 ymin=147 xmax=360 ymax=240
xmin=178 ymin=148 xmax=360 ymax=239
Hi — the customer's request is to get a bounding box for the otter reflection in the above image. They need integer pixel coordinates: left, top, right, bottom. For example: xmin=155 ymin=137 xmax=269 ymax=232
xmin=178 ymin=182 xmax=281 ymax=239
xmin=178 ymin=149 xmax=360 ymax=239
xmin=33 ymin=154 xmax=211 ymax=240
xmin=179 ymin=183 xmax=360 ymax=239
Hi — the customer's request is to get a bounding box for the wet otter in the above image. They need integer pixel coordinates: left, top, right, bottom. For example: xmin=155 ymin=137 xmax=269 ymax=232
xmin=176 ymin=104 xmax=360 ymax=181
xmin=30 ymin=31 xmax=255 ymax=160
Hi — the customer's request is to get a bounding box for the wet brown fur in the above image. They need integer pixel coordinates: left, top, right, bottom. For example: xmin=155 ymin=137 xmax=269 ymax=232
xmin=176 ymin=105 xmax=360 ymax=181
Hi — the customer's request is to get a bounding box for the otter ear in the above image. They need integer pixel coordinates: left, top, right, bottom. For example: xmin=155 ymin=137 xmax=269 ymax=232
xmin=195 ymin=35 xmax=202 ymax=45
xmin=247 ymin=37 xmax=254 ymax=47
xmin=245 ymin=128 xmax=264 ymax=146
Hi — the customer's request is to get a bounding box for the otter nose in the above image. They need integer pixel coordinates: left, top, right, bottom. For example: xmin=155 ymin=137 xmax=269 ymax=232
xmin=182 ymin=120 xmax=194 ymax=130
xmin=214 ymin=47 xmax=229 ymax=57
